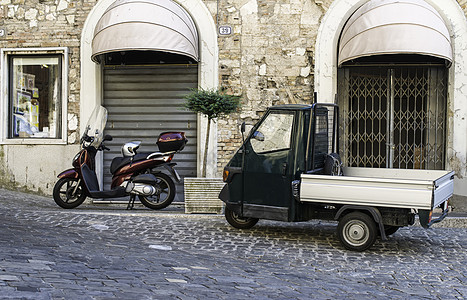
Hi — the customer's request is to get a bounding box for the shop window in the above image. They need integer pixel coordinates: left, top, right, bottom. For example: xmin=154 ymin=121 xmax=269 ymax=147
xmin=1 ymin=48 xmax=67 ymax=143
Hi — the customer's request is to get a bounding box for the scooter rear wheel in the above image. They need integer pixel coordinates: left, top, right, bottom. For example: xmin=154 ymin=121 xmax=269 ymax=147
xmin=139 ymin=173 xmax=175 ymax=210
xmin=53 ymin=178 xmax=87 ymax=209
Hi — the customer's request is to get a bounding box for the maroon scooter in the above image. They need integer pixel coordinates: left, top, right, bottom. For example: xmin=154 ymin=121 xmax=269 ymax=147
xmin=53 ymin=106 xmax=186 ymax=210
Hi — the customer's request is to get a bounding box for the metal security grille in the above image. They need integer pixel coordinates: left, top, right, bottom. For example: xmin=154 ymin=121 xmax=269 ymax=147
xmin=338 ymin=66 xmax=447 ymax=170
xmin=102 ymin=64 xmax=198 ymax=202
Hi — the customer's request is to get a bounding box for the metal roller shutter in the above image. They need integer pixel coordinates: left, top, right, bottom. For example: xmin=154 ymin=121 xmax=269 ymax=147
xmin=102 ymin=64 xmax=198 ymax=203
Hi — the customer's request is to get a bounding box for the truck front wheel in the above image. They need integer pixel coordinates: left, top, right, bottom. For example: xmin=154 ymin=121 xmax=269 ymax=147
xmin=225 ymin=206 xmax=259 ymax=229
xmin=337 ymin=212 xmax=377 ymax=251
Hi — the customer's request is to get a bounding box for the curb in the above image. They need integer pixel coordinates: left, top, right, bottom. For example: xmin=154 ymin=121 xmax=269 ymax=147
xmin=57 ymin=208 xmax=467 ymax=228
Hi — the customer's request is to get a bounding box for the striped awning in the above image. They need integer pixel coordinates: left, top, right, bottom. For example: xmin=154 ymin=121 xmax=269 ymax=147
xmin=91 ymin=0 xmax=199 ymax=62
xmin=338 ymin=0 xmax=452 ymax=66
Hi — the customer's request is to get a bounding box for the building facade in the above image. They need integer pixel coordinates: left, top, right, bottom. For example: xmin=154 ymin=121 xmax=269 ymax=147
xmin=1 ymin=0 xmax=466 ymax=208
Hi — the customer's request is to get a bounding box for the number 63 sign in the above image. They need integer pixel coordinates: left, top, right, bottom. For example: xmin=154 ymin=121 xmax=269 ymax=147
xmin=218 ymin=26 xmax=232 ymax=36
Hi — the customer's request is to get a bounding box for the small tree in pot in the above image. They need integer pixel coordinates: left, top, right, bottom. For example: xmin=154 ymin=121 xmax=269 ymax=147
xmin=184 ymin=88 xmax=241 ymax=177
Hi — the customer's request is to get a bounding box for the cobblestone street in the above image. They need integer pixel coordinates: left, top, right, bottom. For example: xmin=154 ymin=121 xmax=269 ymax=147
xmin=0 ymin=188 xmax=466 ymax=299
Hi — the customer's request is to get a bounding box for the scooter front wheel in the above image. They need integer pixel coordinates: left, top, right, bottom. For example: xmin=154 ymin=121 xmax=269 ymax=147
xmin=139 ymin=173 xmax=175 ymax=210
xmin=53 ymin=178 xmax=87 ymax=209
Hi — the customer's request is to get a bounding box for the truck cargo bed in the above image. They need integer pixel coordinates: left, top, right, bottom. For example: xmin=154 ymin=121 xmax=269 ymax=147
xmin=300 ymin=167 xmax=454 ymax=210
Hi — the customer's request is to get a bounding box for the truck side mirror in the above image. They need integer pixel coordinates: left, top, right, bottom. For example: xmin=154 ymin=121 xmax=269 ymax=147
xmin=252 ymin=131 xmax=265 ymax=141
xmin=241 ymin=122 xmax=246 ymax=133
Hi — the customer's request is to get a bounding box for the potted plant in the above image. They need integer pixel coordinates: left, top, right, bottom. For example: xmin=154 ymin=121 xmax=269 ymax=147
xmin=183 ymin=88 xmax=241 ymax=213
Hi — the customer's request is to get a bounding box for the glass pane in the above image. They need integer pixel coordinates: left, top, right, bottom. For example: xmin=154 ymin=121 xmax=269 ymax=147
xmin=10 ymin=56 xmax=61 ymax=139
xmin=250 ymin=112 xmax=294 ymax=153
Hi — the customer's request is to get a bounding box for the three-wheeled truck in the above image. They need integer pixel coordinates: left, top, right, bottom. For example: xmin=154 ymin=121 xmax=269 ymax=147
xmin=219 ymin=104 xmax=454 ymax=251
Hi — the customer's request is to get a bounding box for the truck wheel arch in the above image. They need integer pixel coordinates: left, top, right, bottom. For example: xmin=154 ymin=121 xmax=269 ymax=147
xmin=335 ymin=205 xmax=387 ymax=241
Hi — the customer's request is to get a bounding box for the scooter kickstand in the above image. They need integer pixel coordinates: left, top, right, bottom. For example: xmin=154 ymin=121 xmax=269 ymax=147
xmin=127 ymin=195 xmax=136 ymax=210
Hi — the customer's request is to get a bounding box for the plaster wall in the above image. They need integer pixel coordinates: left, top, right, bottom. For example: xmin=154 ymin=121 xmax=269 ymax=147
xmin=0 ymin=144 xmax=79 ymax=194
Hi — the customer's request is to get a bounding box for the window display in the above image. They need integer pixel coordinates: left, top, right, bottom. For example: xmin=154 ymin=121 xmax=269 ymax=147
xmin=9 ymin=56 xmax=62 ymax=139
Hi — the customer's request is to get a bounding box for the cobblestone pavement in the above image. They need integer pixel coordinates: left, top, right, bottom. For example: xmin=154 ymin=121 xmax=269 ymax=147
xmin=0 ymin=188 xmax=466 ymax=299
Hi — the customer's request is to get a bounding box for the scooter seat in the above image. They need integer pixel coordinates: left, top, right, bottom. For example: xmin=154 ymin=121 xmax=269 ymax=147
xmin=146 ymin=152 xmax=165 ymax=159
xmin=110 ymin=153 xmax=148 ymax=174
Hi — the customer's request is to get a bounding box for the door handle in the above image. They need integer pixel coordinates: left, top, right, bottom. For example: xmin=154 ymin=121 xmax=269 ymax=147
xmin=282 ymin=162 xmax=288 ymax=177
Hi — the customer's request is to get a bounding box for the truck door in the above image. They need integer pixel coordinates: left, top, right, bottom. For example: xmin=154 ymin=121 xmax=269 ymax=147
xmin=243 ymin=111 xmax=295 ymax=209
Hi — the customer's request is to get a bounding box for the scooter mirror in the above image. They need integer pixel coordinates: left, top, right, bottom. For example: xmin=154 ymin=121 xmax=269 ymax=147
xmin=104 ymin=134 xmax=113 ymax=142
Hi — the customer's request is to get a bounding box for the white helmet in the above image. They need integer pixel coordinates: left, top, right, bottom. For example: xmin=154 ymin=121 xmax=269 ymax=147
xmin=121 ymin=141 xmax=141 ymax=157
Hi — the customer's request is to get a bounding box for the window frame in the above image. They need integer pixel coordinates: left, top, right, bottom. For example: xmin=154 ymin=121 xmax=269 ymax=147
xmin=249 ymin=111 xmax=295 ymax=154
xmin=1 ymin=47 xmax=68 ymax=144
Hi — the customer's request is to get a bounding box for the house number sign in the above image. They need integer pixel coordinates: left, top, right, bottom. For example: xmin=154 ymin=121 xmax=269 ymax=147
xmin=218 ymin=25 xmax=232 ymax=36
xmin=0 ymin=28 xmax=5 ymax=37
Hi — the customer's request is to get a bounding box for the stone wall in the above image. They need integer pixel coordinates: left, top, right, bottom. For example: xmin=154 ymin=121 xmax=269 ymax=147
xmin=216 ymin=0 xmax=332 ymax=172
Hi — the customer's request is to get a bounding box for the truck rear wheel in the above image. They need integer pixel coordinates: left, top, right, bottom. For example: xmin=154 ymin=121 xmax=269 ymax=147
xmin=225 ymin=206 xmax=258 ymax=229
xmin=337 ymin=212 xmax=377 ymax=251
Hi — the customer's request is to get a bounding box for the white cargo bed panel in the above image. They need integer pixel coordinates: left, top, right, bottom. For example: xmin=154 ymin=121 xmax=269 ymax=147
xmin=300 ymin=167 xmax=454 ymax=210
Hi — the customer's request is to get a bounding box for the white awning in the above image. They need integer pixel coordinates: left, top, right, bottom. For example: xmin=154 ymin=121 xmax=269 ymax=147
xmin=91 ymin=0 xmax=199 ymax=63
xmin=338 ymin=0 xmax=452 ymax=66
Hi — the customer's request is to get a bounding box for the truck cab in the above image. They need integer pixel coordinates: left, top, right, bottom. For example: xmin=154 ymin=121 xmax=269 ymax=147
xmin=220 ymin=104 xmax=338 ymax=223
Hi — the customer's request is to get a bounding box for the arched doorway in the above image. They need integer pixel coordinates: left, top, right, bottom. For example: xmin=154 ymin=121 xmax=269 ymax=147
xmin=91 ymin=0 xmax=200 ymax=201
xmin=80 ymin=0 xmax=219 ymax=186
xmin=80 ymin=0 xmax=219 ymax=202
xmin=336 ymin=0 xmax=452 ymax=170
